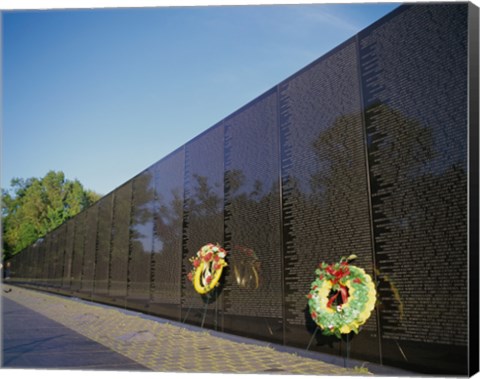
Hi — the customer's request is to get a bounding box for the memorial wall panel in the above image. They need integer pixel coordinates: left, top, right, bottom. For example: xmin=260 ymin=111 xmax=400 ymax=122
xmin=28 ymin=246 xmax=38 ymax=282
xmin=30 ymin=239 xmax=42 ymax=285
xmin=93 ymin=194 xmax=114 ymax=297
xmin=25 ymin=245 xmax=35 ymax=283
xmin=12 ymin=247 xmax=22 ymax=282
xmin=51 ymin=232 xmax=61 ymax=287
xmin=81 ymin=204 xmax=99 ymax=295
xmin=109 ymin=182 xmax=132 ymax=301
xmin=279 ymin=39 xmax=379 ymax=360
xmin=11 ymin=246 xmax=27 ymax=282
xmin=28 ymin=246 xmax=35 ymax=282
xmin=223 ymin=90 xmax=283 ymax=342
xmin=40 ymin=235 xmax=51 ymax=286
xmin=182 ymin=125 xmax=224 ymax=328
xmin=18 ymin=250 xmax=26 ymax=282
xmin=45 ymin=237 xmax=54 ymax=285
xmin=40 ymin=235 xmax=50 ymax=286
xmin=47 ymin=230 xmax=58 ymax=286
xmin=23 ymin=248 xmax=32 ymax=282
xmin=127 ymin=169 xmax=155 ymax=310
xmin=26 ymin=246 xmax=35 ymax=282
xmin=46 ymin=234 xmax=56 ymax=286
xmin=10 ymin=248 xmax=21 ymax=282
xmin=150 ymin=148 xmax=184 ymax=319
xmin=16 ymin=247 xmax=28 ymax=282
xmin=47 ymin=230 xmax=57 ymax=286
xmin=30 ymin=245 xmax=38 ymax=282
xmin=53 ymin=223 xmax=67 ymax=288
xmin=71 ymin=211 xmax=86 ymax=292
xmin=359 ymin=4 xmax=469 ymax=374
xmin=62 ymin=218 xmax=76 ymax=290
xmin=32 ymin=243 xmax=43 ymax=283
xmin=28 ymin=246 xmax=36 ymax=282
xmin=41 ymin=238 xmax=50 ymax=286
xmin=23 ymin=248 xmax=31 ymax=282
xmin=32 ymin=237 xmax=44 ymax=285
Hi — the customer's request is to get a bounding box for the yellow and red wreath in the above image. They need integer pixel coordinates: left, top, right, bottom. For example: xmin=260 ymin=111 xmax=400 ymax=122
xmin=307 ymin=255 xmax=376 ymax=338
xmin=188 ymin=243 xmax=228 ymax=295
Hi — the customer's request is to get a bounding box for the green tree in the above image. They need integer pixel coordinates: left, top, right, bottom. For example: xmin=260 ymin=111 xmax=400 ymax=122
xmin=2 ymin=171 xmax=101 ymax=260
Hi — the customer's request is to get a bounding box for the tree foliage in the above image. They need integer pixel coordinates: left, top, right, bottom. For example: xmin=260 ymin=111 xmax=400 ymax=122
xmin=2 ymin=171 xmax=101 ymax=259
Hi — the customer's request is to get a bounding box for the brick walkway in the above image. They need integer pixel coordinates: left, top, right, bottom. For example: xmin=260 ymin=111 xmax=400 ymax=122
xmin=2 ymin=284 xmax=366 ymax=374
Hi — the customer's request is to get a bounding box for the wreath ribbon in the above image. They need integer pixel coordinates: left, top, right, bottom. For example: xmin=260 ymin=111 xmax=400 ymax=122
xmin=326 ymin=284 xmax=348 ymax=309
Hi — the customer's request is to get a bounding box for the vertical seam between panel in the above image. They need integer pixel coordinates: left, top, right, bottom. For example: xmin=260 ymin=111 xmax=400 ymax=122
xmin=355 ymin=32 xmax=383 ymax=365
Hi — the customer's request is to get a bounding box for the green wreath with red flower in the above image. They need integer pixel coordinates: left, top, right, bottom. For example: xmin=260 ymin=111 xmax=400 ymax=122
xmin=187 ymin=243 xmax=227 ymax=295
xmin=307 ymin=255 xmax=376 ymax=338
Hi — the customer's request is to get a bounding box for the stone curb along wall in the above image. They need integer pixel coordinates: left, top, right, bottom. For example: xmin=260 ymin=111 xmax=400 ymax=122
xmin=7 ymin=3 xmax=479 ymax=376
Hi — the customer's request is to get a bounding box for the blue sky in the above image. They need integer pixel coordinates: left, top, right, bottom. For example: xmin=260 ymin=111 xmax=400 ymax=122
xmin=2 ymin=2 xmax=399 ymax=196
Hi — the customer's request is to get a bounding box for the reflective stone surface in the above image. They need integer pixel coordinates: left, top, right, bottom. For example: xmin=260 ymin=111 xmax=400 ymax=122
xmin=279 ymin=38 xmax=379 ymax=360
xmin=62 ymin=218 xmax=76 ymax=290
xmin=150 ymin=149 xmax=184 ymax=319
xmin=181 ymin=125 xmax=225 ymax=328
xmin=71 ymin=211 xmax=86 ymax=292
xmin=223 ymin=89 xmax=283 ymax=342
xmin=6 ymin=3 xmax=476 ymax=375
xmin=127 ymin=168 xmax=155 ymax=310
xmin=81 ymin=205 xmax=99 ymax=294
xmin=93 ymin=194 xmax=113 ymax=298
xmin=53 ymin=224 xmax=67 ymax=288
xmin=359 ymin=4 xmax=469 ymax=372
xmin=109 ymin=182 xmax=132 ymax=301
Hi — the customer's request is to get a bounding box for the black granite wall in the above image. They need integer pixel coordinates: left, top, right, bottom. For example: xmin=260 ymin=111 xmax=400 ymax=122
xmin=7 ymin=3 xmax=477 ymax=375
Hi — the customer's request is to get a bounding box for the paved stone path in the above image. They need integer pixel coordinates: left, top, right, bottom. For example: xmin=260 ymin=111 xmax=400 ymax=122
xmin=2 ymin=296 xmax=147 ymax=370
xmin=2 ymin=284 xmax=366 ymax=374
